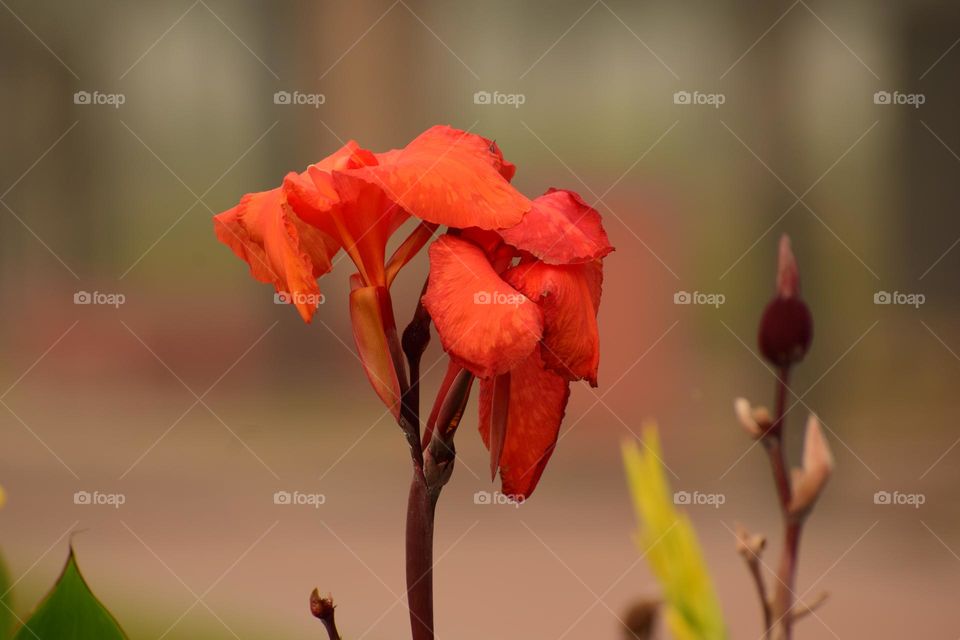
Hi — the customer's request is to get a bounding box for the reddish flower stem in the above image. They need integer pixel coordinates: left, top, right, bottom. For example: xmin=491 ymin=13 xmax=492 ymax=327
xmin=405 ymin=466 xmax=436 ymax=640
xmin=399 ymin=284 xmax=457 ymax=640
xmin=765 ymin=366 xmax=804 ymax=640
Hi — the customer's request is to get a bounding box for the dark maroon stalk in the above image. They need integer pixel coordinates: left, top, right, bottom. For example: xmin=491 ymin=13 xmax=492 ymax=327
xmin=766 ymin=367 xmax=792 ymax=509
xmin=399 ymin=283 xmax=447 ymax=640
xmin=405 ymin=467 xmax=436 ymax=640
xmin=765 ymin=366 xmax=803 ymax=639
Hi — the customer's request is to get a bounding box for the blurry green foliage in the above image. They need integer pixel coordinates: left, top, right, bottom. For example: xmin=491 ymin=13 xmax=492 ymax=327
xmin=622 ymin=426 xmax=727 ymax=640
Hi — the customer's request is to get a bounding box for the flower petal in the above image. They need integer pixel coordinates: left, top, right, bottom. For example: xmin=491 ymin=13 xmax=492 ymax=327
xmin=385 ymin=222 xmax=438 ymax=287
xmin=478 ymin=348 xmax=570 ymax=499
xmin=282 ymin=140 xmax=379 ymax=239
xmin=284 ymin=165 xmax=409 ymax=288
xmin=214 ymin=187 xmax=339 ymax=323
xmin=498 ymin=189 xmax=613 ymax=264
xmin=347 ymin=125 xmax=530 ymax=230
xmin=505 ymin=260 xmax=603 ymax=385
xmin=349 ymin=285 xmax=405 ymax=417
xmin=422 ymin=235 xmax=543 ymax=378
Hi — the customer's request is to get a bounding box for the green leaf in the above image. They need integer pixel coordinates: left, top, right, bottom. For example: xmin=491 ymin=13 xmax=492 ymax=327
xmin=13 ymin=548 xmax=127 ymax=640
xmin=622 ymin=425 xmax=728 ymax=640
xmin=0 ymin=550 xmax=13 ymax=640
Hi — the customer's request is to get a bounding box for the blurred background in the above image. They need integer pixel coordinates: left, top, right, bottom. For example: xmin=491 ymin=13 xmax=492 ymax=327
xmin=1 ymin=0 xmax=959 ymax=637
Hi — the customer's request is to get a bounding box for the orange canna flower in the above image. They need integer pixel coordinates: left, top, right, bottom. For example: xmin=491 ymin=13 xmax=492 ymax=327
xmin=214 ymin=126 xmax=529 ymax=416
xmin=422 ymin=189 xmax=613 ymax=498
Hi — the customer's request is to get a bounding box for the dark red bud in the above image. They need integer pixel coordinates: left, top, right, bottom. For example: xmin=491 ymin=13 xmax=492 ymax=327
xmin=758 ymin=235 xmax=812 ymax=367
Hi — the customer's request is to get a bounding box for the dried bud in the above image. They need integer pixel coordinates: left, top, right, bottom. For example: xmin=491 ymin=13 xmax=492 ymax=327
xmin=759 ymin=235 xmax=812 ymax=367
xmin=735 ymin=523 xmax=767 ymax=559
xmin=310 ymin=588 xmax=342 ymax=640
xmin=310 ymin=588 xmax=335 ymax=620
xmin=788 ymin=415 xmax=833 ymax=516
xmin=734 ymin=398 xmax=772 ymax=438
xmin=622 ymin=598 xmax=659 ymax=640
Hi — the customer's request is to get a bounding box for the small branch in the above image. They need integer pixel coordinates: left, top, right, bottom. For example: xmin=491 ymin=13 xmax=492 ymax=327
xmin=791 ymin=591 xmax=829 ymax=622
xmin=735 ymin=525 xmax=771 ymax=631
xmin=310 ymin=589 xmax=342 ymax=640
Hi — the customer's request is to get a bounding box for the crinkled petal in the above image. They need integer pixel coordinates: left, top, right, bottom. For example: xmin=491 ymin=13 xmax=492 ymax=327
xmin=479 ymin=348 xmax=570 ymax=499
xmin=346 ymin=125 xmax=530 ymax=230
xmin=284 ymin=164 xmax=409 ymax=288
xmin=505 ymin=260 xmax=603 ymax=385
xmin=282 ymin=140 xmax=379 ymax=238
xmin=499 ymin=189 xmax=613 ymax=264
xmin=422 ymin=235 xmax=542 ymax=378
xmin=214 ymin=187 xmax=339 ymax=323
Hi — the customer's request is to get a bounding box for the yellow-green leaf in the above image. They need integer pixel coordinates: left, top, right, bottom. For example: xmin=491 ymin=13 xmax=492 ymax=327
xmin=622 ymin=425 xmax=727 ymax=640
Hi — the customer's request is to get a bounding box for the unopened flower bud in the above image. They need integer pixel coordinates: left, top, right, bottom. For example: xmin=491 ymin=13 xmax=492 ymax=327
xmin=788 ymin=415 xmax=833 ymax=516
xmin=759 ymin=235 xmax=813 ymax=367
